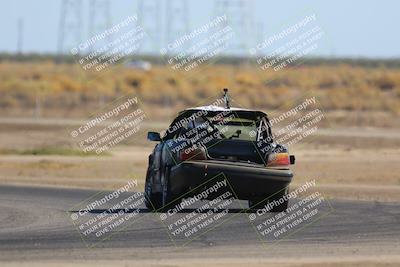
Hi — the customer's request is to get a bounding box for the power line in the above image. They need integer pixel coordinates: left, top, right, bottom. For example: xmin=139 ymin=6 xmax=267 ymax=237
xmin=137 ymin=0 xmax=162 ymax=54
xmin=58 ymin=0 xmax=83 ymax=55
xmin=17 ymin=18 xmax=24 ymax=54
xmin=214 ymin=0 xmax=255 ymax=55
xmin=165 ymin=0 xmax=190 ymax=53
xmin=88 ymin=0 xmax=111 ymax=52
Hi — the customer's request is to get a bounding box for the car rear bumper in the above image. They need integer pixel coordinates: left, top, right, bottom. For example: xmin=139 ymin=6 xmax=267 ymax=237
xmin=169 ymin=160 xmax=293 ymax=199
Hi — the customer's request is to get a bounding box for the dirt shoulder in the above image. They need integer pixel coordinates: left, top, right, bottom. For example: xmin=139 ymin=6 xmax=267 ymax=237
xmin=0 ymin=119 xmax=399 ymax=202
xmin=1 ymin=147 xmax=400 ymax=202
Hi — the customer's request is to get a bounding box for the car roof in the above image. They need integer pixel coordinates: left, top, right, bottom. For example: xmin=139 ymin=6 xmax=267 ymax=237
xmin=184 ymin=105 xmax=250 ymax=111
xmin=163 ymin=105 xmax=270 ymax=138
xmin=179 ymin=105 xmax=268 ymax=118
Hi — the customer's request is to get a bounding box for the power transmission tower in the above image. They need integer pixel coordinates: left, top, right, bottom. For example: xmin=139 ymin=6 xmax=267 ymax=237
xmin=137 ymin=0 xmax=162 ymax=55
xmin=214 ymin=0 xmax=255 ymax=55
xmin=255 ymin=21 xmax=264 ymax=56
xmin=165 ymin=0 xmax=190 ymax=54
xmin=17 ymin=18 xmax=24 ymax=55
xmin=88 ymin=0 xmax=111 ymax=52
xmin=58 ymin=0 xmax=83 ymax=55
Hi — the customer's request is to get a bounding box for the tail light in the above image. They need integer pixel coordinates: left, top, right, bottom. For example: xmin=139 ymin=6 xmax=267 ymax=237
xmin=179 ymin=145 xmax=207 ymax=161
xmin=267 ymin=152 xmax=290 ymax=167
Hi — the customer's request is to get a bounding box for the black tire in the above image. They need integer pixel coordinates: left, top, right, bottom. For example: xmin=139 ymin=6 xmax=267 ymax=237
xmin=269 ymin=187 xmax=289 ymax=212
xmin=248 ymin=198 xmax=268 ymax=210
xmin=144 ymin=186 xmax=162 ymax=211
xmin=248 ymin=187 xmax=289 ymax=212
xmin=161 ymin=166 xmax=171 ymax=210
xmin=144 ymin=167 xmax=162 ymax=211
xmin=160 ymin=167 xmax=181 ymax=212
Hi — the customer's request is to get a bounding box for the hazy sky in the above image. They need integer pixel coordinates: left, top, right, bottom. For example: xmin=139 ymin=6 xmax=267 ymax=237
xmin=1 ymin=0 xmax=399 ymax=58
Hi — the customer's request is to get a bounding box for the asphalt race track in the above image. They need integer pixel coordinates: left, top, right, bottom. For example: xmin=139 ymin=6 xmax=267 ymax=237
xmin=0 ymin=184 xmax=400 ymax=263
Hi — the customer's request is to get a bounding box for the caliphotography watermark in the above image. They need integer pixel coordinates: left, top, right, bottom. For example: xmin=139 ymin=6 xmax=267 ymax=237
xmin=250 ymin=13 xmax=325 ymax=71
xmin=253 ymin=95 xmax=326 ymax=158
xmin=68 ymin=179 xmax=146 ymax=247
xmin=70 ymin=15 xmax=147 ymax=72
xmin=163 ymin=95 xmax=241 ymax=165
xmin=271 ymin=96 xmax=325 ymax=145
xmin=247 ymin=179 xmax=334 ymax=246
xmin=160 ymin=15 xmax=235 ymax=72
xmin=156 ymin=173 xmax=243 ymax=247
xmin=69 ymin=95 xmax=147 ymax=155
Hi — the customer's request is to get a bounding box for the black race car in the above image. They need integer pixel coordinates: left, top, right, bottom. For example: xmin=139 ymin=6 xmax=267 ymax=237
xmin=144 ymin=89 xmax=295 ymax=212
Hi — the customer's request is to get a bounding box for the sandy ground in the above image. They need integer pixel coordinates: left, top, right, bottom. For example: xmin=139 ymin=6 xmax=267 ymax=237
xmin=2 ymin=256 xmax=400 ymax=267
xmin=0 ymin=184 xmax=399 ymax=267
xmin=0 ymin=118 xmax=400 ymax=266
xmin=1 ymin=143 xmax=399 ymax=201
xmin=1 ymin=147 xmax=400 ymax=201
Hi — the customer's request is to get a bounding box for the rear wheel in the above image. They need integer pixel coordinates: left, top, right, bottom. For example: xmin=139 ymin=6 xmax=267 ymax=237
xmin=269 ymin=188 xmax=289 ymax=212
xmin=248 ymin=187 xmax=289 ymax=212
xmin=144 ymin=185 xmax=162 ymax=211
xmin=248 ymin=197 xmax=268 ymax=210
xmin=160 ymin=167 xmax=182 ymax=212
xmin=161 ymin=167 xmax=171 ymax=211
xmin=144 ymin=168 xmax=162 ymax=211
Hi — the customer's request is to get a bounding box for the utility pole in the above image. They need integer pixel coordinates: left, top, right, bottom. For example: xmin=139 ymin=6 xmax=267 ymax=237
xmin=137 ymin=0 xmax=162 ymax=55
xmin=17 ymin=18 xmax=24 ymax=55
xmin=88 ymin=0 xmax=111 ymax=52
xmin=58 ymin=0 xmax=83 ymax=56
xmin=214 ymin=0 xmax=255 ymax=56
xmin=165 ymin=0 xmax=190 ymax=54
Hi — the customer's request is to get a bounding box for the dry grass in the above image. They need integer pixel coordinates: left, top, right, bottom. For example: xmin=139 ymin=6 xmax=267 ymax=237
xmin=1 ymin=62 xmax=400 ymax=118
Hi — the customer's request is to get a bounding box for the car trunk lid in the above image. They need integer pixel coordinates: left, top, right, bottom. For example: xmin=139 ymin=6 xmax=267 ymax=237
xmin=206 ymin=139 xmax=265 ymax=164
